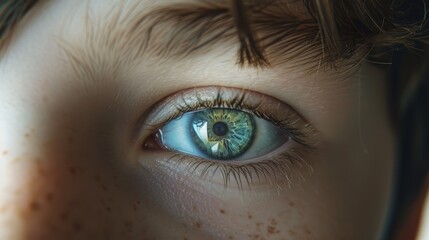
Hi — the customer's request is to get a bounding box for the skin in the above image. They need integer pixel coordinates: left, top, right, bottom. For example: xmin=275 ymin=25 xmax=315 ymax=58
xmin=0 ymin=0 xmax=396 ymax=239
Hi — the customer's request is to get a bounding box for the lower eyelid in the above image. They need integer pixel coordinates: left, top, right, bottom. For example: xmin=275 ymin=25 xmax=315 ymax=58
xmin=140 ymin=145 xmax=311 ymax=191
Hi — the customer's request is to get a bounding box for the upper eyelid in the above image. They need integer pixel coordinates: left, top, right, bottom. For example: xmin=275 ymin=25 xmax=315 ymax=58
xmin=142 ymin=86 xmax=303 ymax=124
xmin=137 ymin=86 xmax=317 ymax=146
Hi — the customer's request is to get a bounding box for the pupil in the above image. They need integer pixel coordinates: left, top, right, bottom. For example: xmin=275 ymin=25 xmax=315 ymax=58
xmin=213 ymin=122 xmax=228 ymax=136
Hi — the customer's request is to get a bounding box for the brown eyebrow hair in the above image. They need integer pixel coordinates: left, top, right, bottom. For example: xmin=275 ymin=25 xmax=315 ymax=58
xmin=56 ymin=1 xmax=337 ymax=84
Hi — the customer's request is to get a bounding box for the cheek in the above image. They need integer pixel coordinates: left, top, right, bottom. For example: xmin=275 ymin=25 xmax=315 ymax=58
xmin=0 ymin=134 xmax=133 ymax=239
xmin=309 ymin=111 xmax=395 ymax=239
xmin=0 ymin=91 xmax=156 ymax=239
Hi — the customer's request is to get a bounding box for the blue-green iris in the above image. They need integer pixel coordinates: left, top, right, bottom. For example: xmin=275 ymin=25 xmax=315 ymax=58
xmin=158 ymin=107 xmax=288 ymax=161
xmin=191 ymin=109 xmax=255 ymax=160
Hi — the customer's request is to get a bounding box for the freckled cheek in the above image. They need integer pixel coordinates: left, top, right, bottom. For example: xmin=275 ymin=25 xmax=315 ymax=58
xmin=0 ymin=153 xmax=130 ymax=239
xmin=134 ymin=167 xmax=228 ymax=236
xmin=137 ymin=164 xmax=298 ymax=239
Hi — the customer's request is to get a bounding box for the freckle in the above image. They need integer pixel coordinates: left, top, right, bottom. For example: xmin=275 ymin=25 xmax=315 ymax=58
xmin=45 ymin=193 xmax=53 ymax=202
xmin=105 ymin=206 xmax=111 ymax=212
xmin=289 ymin=201 xmax=295 ymax=207
xmin=248 ymin=214 xmax=252 ymax=220
xmin=69 ymin=167 xmax=76 ymax=175
xmin=124 ymin=221 xmax=133 ymax=232
xmin=101 ymin=185 xmax=109 ymax=191
xmin=67 ymin=137 xmax=74 ymax=144
xmin=304 ymin=226 xmax=311 ymax=235
xmin=228 ymin=236 xmax=234 ymax=239
xmin=72 ymin=222 xmax=83 ymax=231
xmin=267 ymin=225 xmax=276 ymax=234
xmin=256 ymin=222 xmax=263 ymax=227
xmin=94 ymin=175 xmax=101 ymax=182
xmin=220 ymin=209 xmax=225 ymax=214
xmin=195 ymin=222 xmax=201 ymax=229
xmin=2 ymin=150 xmax=8 ymax=156
xmin=289 ymin=229 xmax=296 ymax=235
xmin=29 ymin=201 xmax=40 ymax=211
xmin=60 ymin=212 xmax=69 ymax=221
xmin=249 ymin=234 xmax=259 ymax=239
xmin=133 ymin=203 xmax=138 ymax=211
xmin=24 ymin=133 xmax=30 ymax=138
xmin=270 ymin=218 xmax=277 ymax=226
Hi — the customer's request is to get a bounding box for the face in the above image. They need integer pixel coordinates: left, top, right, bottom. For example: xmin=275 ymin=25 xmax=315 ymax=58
xmin=0 ymin=0 xmax=395 ymax=239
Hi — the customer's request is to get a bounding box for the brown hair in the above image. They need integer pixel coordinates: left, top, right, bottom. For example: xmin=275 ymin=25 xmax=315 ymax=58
xmin=232 ymin=0 xmax=427 ymax=67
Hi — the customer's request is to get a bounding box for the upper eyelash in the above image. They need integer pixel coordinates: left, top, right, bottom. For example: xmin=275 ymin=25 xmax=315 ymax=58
xmin=150 ymin=89 xmax=316 ymax=148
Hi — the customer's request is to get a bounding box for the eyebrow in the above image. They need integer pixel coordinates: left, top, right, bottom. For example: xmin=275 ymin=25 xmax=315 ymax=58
xmin=61 ymin=1 xmax=326 ymax=82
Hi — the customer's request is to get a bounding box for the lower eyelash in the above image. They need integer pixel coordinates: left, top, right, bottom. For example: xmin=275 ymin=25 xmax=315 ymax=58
xmin=163 ymin=147 xmax=313 ymax=190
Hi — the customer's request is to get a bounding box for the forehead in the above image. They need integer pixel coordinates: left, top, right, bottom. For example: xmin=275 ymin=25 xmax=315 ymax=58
xmin=12 ymin=0 xmax=322 ymax=65
xmin=0 ymin=0 xmax=358 ymax=100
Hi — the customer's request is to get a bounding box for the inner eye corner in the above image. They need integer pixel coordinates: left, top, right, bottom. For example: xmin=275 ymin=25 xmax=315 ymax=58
xmin=142 ymin=131 xmax=163 ymax=151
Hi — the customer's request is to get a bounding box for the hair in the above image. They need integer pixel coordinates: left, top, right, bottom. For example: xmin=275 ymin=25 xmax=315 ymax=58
xmin=1 ymin=0 xmax=428 ymax=239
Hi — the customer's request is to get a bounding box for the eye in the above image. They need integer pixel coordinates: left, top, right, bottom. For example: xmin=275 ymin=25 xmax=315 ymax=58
xmin=153 ymin=108 xmax=289 ymax=161
xmin=140 ymin=86 xmax=316 ymax=188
